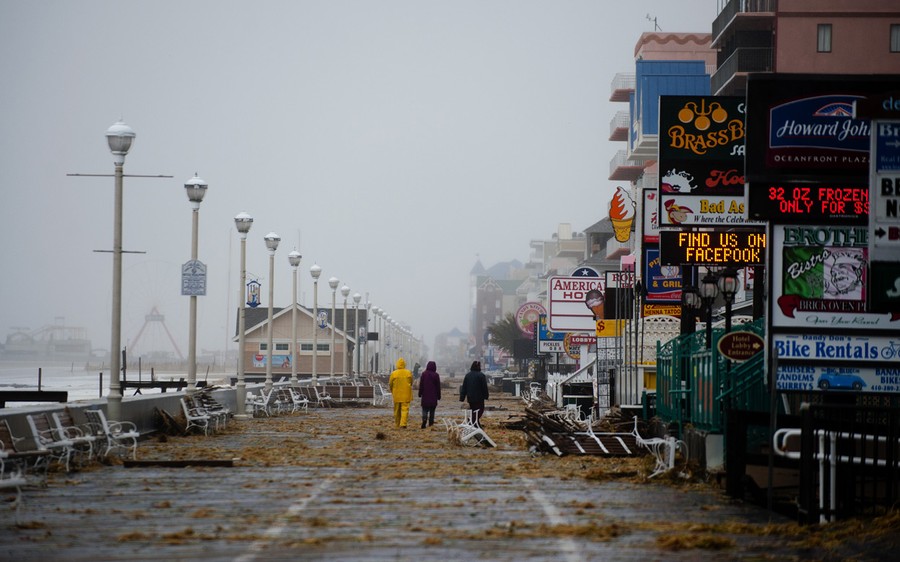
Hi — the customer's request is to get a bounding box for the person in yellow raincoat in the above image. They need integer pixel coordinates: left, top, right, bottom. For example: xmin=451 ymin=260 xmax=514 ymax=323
xmin=389 ymin=357 xmax=413 ymax=428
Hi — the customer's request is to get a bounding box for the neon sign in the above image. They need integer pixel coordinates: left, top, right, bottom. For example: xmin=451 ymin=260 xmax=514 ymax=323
xmin=748 ymin=183 xmax=868 ymax=223
xmin=659 ymin=230 xmax=766 ymax=266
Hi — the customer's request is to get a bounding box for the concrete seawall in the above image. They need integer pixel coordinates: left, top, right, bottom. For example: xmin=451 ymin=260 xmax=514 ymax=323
xmin=0 ymin=384 xmax=243 ymax=450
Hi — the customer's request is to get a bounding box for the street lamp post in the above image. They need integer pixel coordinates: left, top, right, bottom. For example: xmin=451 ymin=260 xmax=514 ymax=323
xmin=264 ymin=232 xmax=280 ymax=393
xmin=680 ymin=286 xmax=700 ymax=336
xmin=341 ymin=285 xmax=350 ymax=377
xmin=699 ymin=272 xmax=719 ymax=350
xmin=585 ymin=288 xmax=604 ymax=418
xmin=328 ymin=277 xmax=339 ymax=379
xmin=353 ymin=293 xmax=361 ymax=375
xmin=105 ymin=120 xmax=135 ymax=422
xmin=718 ymin=268 xmax=739 ymax=334
xmin=386 ymin=316 xmax=393 ymax=370
xmin=184 ymin=174 xmax=208 ymax=396
xmin=371 ymin=306 xmax=380 ymax=373
xmin=288 ymin=250 xmax=302 ymax=387
xmin=234 ymin=212 xmax=253 ymax=417
xmin=310 ymin=264 xmax=322 ymax=385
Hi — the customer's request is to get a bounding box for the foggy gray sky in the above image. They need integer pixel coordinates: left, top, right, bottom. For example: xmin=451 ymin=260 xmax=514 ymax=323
xmin=0 ymin=1 xmax=715 ymax=357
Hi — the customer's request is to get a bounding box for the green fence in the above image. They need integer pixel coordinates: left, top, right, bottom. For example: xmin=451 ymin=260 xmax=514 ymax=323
xmin=655 ymin=317 xmax=769 ymax=435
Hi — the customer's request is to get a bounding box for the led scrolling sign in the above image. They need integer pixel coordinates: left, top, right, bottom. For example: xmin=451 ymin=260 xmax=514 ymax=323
xmin=659 ymin=229 xmax=766 ymax=266
xmin=748 ymin=182 xmax=869 ymax=224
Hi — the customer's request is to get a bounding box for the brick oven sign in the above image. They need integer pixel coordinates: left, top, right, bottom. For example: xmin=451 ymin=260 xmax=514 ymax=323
xmin=717 ymin=331 xmax=764 ymax=362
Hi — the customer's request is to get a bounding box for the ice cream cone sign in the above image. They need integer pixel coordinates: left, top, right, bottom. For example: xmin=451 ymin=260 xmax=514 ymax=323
xmin=608 ymin=186 xmax=635 ymax=243
xmin=585 ymin=289 xmax=604 ymax=320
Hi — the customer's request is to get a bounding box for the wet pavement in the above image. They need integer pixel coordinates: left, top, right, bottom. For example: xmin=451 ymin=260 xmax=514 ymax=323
xmin=1 ymin=395 xmax=893 ymax=561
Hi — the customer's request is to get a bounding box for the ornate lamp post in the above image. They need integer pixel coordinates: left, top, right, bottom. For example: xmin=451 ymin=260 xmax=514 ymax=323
xmin=353 ymin=293 xmax=362 ymax=375
xmin=718 ymin=268 xmax=739 ymax=334
xmin=310 ymin=264 xmax=322 ymax=385
xmin=699 ymin=272 xmax=719 ymax=350
xmin=104 ymin=121 xmax=135 ymax=421
xmin=234 ymin=212 xmax=253 ymax=416
xmin=680 ymin=286 xmax=700 ymax=335
xmin=288 ymin=250 xmax=302 ymax=387
xmin=365 ymin=300 xmax=372 ymax=373
xmin=341 ymin=285 xmax=350 ymax=376
xmin=328 ymin=277 xmax=339 ymax=379
xmin=184 ymin=174 xmax=208 ymax=396
xmin=263 ymin=232 xmax=280 ymax=393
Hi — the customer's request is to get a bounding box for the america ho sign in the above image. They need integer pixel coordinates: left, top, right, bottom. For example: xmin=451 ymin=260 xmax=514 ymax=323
xmin=547 ymin=272 xmax=605 ymax=333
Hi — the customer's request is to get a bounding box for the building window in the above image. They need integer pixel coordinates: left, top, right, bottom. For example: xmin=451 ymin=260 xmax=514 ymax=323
xmin=299 ymin=342 xmax=329 ymax=352
xmin=892 ymin=25 xmax=900 ymax=53
xmin=259 ymin=343 xmax=267 ymax=351
xmin=275 ymin=343 xmax=289 ymax=352
xmin=817 ymin=24 xmax=832 ymax=53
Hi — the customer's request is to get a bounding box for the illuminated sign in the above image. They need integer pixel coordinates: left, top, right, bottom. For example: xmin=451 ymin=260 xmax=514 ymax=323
xmin=659 ymin=229 xmax=766 ymax=266
xmin=747 ymin=182 xmax=868 ymax=224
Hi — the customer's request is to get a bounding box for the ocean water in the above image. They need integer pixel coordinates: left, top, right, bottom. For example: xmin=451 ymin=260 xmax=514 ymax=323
xmin=0 ymin=360 xmax=231 ymax=408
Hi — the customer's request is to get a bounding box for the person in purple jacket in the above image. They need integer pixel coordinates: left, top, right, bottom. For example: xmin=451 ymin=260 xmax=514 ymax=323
xmin=417 ymin=361 xmax=442 ymax=429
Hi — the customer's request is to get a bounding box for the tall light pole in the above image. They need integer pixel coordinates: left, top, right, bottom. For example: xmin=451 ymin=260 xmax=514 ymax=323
xmin=105 ymin=120 xmax=135 ymax=422
xmin=353 ymin=293 xmax=361 ymax=375
xmin=341 ymin=285 xmax=350 ymax=377
xmin=264 ymin=232 xmax=280 ymax=393
xmin=288 ymin=250 xmax=302 ymax=387
xmin=184 ymin=174 xmax=208 ymax=396
xmin=310 ymin=264 xmax=322 ymax=385
xmin=386 ymin=316 xmax=393 ymax=369
xmin=370 ymin=306 xmax=379 ymax=373
xmin=328 ymin=277 xmax=339 ymax=378
xmin=365 ymin=300 xmax=371 ymax=373
xmin=234 ymin=212 xmax=253 ymax=416
xmin=375 ymin=308 xmax=383 ymax=374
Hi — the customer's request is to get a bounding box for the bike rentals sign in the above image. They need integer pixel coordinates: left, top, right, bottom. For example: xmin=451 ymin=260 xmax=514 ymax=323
xmin=774 ymin=333 xmax=900 ymax=394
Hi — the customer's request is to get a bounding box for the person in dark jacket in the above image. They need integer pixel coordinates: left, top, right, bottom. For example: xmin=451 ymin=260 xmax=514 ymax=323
xmin=459 ymin=360 xmax=489 ymax=428
xmin=417 ymin=360 xmax=442 ymax=429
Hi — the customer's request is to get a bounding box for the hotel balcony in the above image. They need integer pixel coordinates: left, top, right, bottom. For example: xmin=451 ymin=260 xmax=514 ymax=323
xmin=609 ymin=110 xmax=629 ymax=142
xmin=610 ymin=72 xmax=635 ymax=102
xmin=609 ymin=149 xmax=648 ymax=182
xmin=711 ymin=47 xmax=773 ymax=95
xmin=711 ymin=0 xmax=776 ymax=47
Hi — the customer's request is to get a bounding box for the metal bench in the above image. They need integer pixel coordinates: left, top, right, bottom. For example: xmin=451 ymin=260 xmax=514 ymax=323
xmin=84 ymin=409 xmax=139 ymax=460
xmin=26 ymin=413 xmax=77 ymax=472
xmin=180 ymin=397 xmax=213 ymax=435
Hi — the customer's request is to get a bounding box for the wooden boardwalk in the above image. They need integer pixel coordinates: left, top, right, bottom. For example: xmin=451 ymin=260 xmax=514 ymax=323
xmin=0 ymin=397 xmax=889 ymax=561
